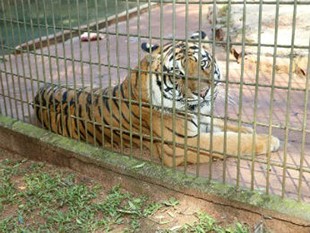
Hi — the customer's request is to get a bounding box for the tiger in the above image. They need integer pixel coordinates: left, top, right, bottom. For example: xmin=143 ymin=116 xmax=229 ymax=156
xmin=33 ymin=31 xmax=280 ymax=167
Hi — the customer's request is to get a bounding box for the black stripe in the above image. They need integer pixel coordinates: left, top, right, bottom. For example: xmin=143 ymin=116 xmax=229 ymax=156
xmin=102 ymin=95 xmax=120 ymax=125
xmin=102 ymin=115 xmax=110 ymax=129
xmin=112 ymin=83 xmax=144 ymax=132
xmin=62 ymin=91 xmax=68 ymax=102
xmin=78 ymin=120 xmax=87 ymax=141
xmin=112 ymin=86 xmax=128 ymax=125
xmin=190 ymin=119 xmax=198 ymax=128
xmin=56 ymin=113 xmax=63 ymax=135
xmin=162 ymin=43 xmax=172 ymax=53
xmin=86 ymin=104 xmax=93 ymax=121
xmin=102 ymin=95 xmax=110 ymax=111
xmin=76 ymin=89 xmax=83 ymax=102
xmin=189 ymin=45 xmax=199 ymax=50
xmin=134 ymin=70 xmax=139 ymax=88
xmin=112 ymin=85 xmax=120 ymax=108
xmin=87 ymin=93 xmax=92 ymax=104
xmin=48 ymin=105 xmax=53 ymax=131
xmin=98 ymin=105 xmax=102 ymax=118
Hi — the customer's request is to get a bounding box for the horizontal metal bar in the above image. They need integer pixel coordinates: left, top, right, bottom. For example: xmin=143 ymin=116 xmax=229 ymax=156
xmin=9 ymin=102 xmax=308 ymax=174
xmin=1 ymin=20 xmax=308 ymax=51
xmin=2 ymin=81 xmax=309 ymax=135
xmin=1 ymin=59 xmax=308 ymax=92
xmin=125 ymin=0 xmax=310 ymax=5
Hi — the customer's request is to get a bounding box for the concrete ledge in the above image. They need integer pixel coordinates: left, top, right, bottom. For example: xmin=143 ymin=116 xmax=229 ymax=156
xmin=0 ymin=114 xmax=310 ymax=227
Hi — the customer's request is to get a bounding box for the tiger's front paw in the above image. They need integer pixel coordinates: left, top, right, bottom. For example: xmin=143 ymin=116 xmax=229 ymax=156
xmin=270 ymin=136 xmax=280 ymax=152
xmin=256 ymin=134 xmax=280 ymax=154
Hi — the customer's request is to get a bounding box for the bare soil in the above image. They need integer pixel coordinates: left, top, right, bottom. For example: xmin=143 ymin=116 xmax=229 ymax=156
xmin=1 ymin=149 xmax=309 ymax=232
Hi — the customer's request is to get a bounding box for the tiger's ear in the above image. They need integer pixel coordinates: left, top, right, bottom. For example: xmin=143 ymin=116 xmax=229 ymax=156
xmin=141 ymin=42 xmax=159 ymax=53
xmin=190 ymin=31 xmax=207 ymax=40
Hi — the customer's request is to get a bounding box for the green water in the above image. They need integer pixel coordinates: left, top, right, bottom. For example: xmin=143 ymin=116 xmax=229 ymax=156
xmin=0 ymin=0 xmax=138 ymax=55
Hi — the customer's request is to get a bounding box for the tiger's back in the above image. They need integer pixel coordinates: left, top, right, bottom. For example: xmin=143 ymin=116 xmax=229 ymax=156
xmin=34 ymin=60 xmax=153 ymax=149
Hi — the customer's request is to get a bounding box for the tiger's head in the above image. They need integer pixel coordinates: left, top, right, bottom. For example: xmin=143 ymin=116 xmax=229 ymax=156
xmin=141 ymin=31 xmax=221 ymax=114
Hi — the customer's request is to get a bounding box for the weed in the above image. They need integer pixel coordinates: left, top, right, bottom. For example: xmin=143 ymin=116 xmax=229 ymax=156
xmin=162 ymin=197 xmax=179 ymax=207
xmin=144 ymin=202 xmax=163 ymax=216
xmin=179 ymin=212 xmax=249 ymax=233
xmin=0 ymin=158 xmax=250 ymax=232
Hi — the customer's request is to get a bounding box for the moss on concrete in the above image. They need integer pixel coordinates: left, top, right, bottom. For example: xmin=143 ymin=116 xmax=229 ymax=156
xmin=1 ymin=114 xmax=310 ymax=223
xmin=0 ymin=115 xmax=18 ymax=128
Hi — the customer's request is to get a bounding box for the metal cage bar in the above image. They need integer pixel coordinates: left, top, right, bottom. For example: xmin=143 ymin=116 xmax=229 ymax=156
xmin=0 ymin=0 xmax=309 ymax=203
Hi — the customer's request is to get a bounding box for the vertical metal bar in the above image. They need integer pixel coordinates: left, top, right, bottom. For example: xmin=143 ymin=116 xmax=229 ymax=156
xmin=66 ymin=0 xmax=78 ymax=139
xmin=250 ymin=0 xmax=263 ymax=191
xmin=208 ymin=0 xmax=218 ymax=181
xmin=59 ymin=0 xmax=69 ymax=89
xmin=58 ymin=0 xmax=71 ymax=137
xmin=236 ymin=1 xmax=247 ymax=188
xmin=183 ymin=0 xmax=189 ymax=173
xmin=195 ymin=0 xmax=202 ymax=176
xmin=12 ymin=0 xmax=27 ymax=122
xmin=75 ymin=0 xmax=84 ymax=142
xmin=171 ymin=0 xmax=177 ymax=169
xmin=18 ymin=0 xmax=34 ymax=124
xmin=49 ymin=0 xmax=65 ymax=136
xmin=281 ymin=0 xmax=298 ymax=198
xmin=267 ymin=0 xmax=280 ymax=196
xmin=114 ymin=0 xmax=124 ymax=153
xmin=93 ymin=0 xmax=105 ymax=148
xmin=0 ymin=54 xmax=7 ymax=117
xmin=42 ymin=0 xmax=57 ymax=132
xmin=20 ymin=0 xmax=35 ymax=122
xmin=85 ymin=0 xmax=97 ymax=146
xmin=1 ymin=1 xmax=16 ymax=118
xmin=297 ymin=37 xmax=310 ymax=201
xmin=34 ymin=0 xmax=50 ymax=130
xmin=0 ymin=1 xmax=9 ymax=117
xmin=223 ymin=0 xmax=233 ymax=184
xmin=147 ymin=0 xmax=154 ymax=162
xmin=103 ymin=0 xmax=114 ymax=147
xmin=26 ymin=0 xmax=43 ymax=129
xmin=136 ymin=0 xmax=144 ymax=158
xmin=7 ymin=1 xmax=20 ymax=120
xmin=125 ymin=0 xmax=134 ymax=157
xmin=159 ymin=0 xmax=165 ymax=166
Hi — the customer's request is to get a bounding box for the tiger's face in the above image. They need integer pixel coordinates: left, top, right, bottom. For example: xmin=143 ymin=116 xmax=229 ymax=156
xmin=141 ymin=31 xmax=221 ymax=113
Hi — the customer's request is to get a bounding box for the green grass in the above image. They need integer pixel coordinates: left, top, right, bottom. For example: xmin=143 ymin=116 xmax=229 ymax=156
xmin=178 ymin=212 xmax=249 ymax=233
xmin=0 ymin=158 xmax=249 ymax=232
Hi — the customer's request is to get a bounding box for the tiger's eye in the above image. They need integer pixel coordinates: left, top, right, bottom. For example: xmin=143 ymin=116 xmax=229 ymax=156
xmin=201 ymin=60 xmax=207 ymax=68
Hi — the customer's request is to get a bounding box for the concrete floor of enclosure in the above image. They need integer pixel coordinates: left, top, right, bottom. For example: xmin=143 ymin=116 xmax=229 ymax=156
xmin=1 ymin=3 xmax=309 ymax=202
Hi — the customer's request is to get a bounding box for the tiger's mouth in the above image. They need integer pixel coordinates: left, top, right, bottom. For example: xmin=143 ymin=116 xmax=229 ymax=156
xmin=187 ymin=99 xmax=209 ymax=111
xmin=186 ymin=86 xmax=218 ymax=111
xmin=192 ymin=87 xmax=210 ymax=99
xmin=199 ymin=87 xmax=209 ymax=98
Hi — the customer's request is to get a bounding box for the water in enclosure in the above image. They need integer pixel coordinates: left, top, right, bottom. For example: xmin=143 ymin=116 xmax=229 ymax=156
xmin=0 ymin=0 xmax=138 ymax=55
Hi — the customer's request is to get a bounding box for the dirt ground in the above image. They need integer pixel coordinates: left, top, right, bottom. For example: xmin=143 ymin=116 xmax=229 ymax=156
xmin=0 ymin=2 xmax=309 ymax=204
xmin=1 ymin=149 xmax=310 ymax=232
